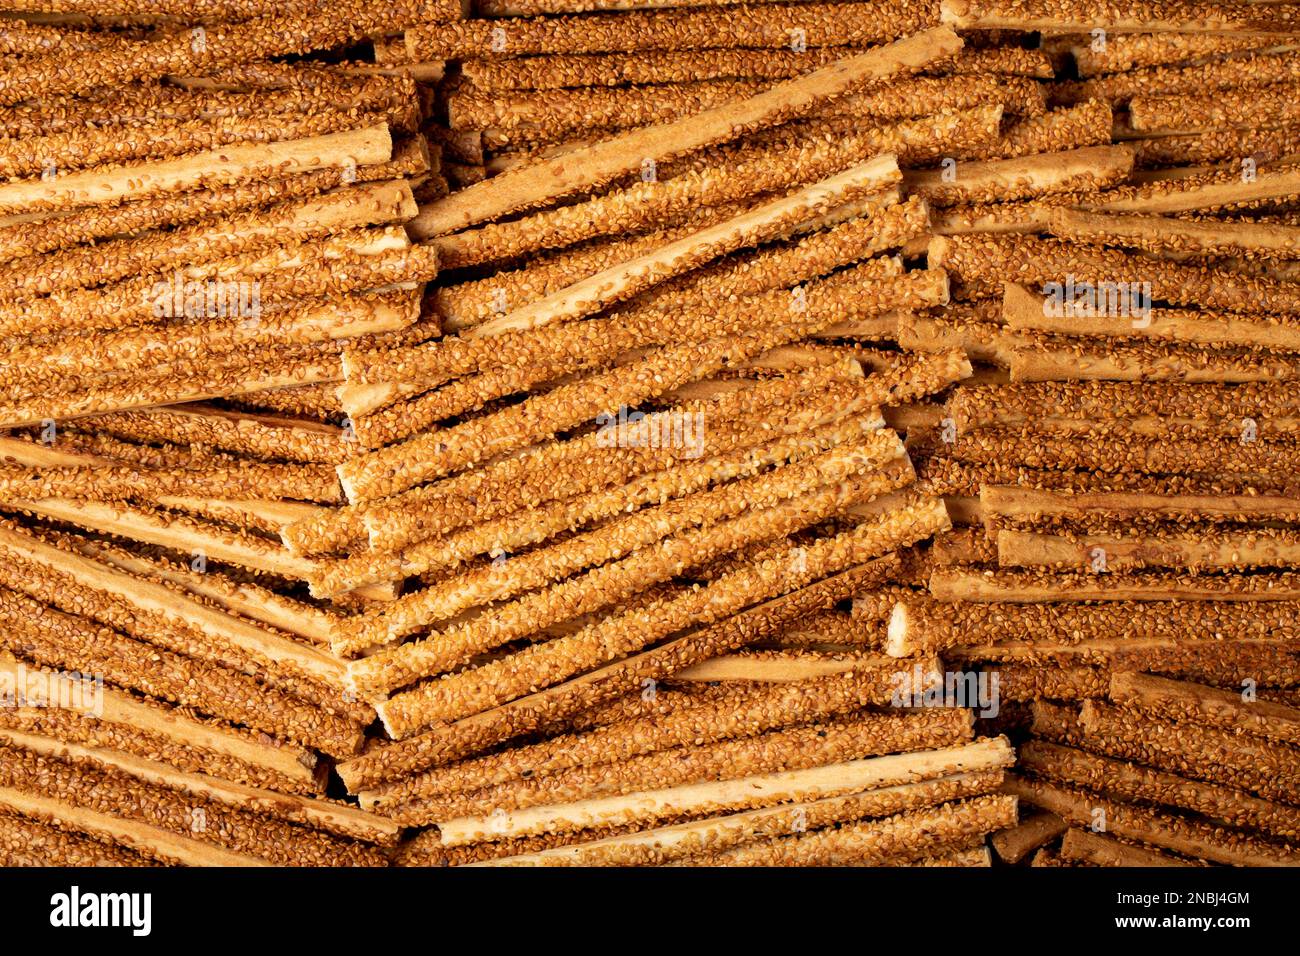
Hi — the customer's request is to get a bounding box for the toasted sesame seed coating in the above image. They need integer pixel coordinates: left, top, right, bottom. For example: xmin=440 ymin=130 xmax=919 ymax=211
xmin=1021 ymin=740 xmax=1300 ymax=841
xmin=409 ymin=3 xmax=940 ymax=59
xmin=377 ymin=499 xmax=948 ymax=731
xmin=693 ymin=793 xmax=1017 ymax=866
xmin=392 ymin=709 xmax=972 ymax=825
xmin=1007 ymin=775 xmax=1296 ymax=867
xmin=1080 ymin=700 xmax=1300 ymax=804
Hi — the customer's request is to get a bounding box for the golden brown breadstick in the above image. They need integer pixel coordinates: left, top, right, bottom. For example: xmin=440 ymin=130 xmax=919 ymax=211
xmin=409 ymin=26 xmax=962 ymax=236
xmin=941 ymin=0 xmax=1296 ymax=36
xmin=1109 ymin=672 xmax=1300 ymax=746
xmin=1007 ymin=775 xmax=1293 ymax=867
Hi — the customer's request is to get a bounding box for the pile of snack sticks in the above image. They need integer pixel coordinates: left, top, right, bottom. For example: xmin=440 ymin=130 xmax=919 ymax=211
xmin=0 ymin=0 xmax=1295 ymax=866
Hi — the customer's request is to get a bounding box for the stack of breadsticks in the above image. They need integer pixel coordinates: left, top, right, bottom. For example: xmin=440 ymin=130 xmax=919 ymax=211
xmin=1 ymin=0 xmax=1298 ymax=868
xmin=897 ymin=0 xmax=1300 ymax=866
xmin=0 ymin=0 xmax=462 ymax=866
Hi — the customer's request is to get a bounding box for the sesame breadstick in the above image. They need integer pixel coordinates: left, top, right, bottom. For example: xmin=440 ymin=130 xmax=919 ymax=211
xmin=1130 ymin=82 xmax=1300 ymax=133
xmin=410 ymin=27 xmax=962 ymax=237
xmin=0 ymin=108 xmax=409 ymax=186
xmin=335 ymin=558 xmax=897 ymax=792
xmin=1064 ymin=32 xmax=1300 ymax=77
xmin=376 ymin=500 xmax=949 ymax=732
xmin=1078 ymin=701 xmax=1300 ymax=804
xmin=1011 ymin=342 xmax=1300 ymax=385
xmin=988 ymin=99 xmax=1112 ymax=159
xmin=8 ymin=498 xmax=323 ymax=581
xmin=990 ymin=811 xmax=1067 ymax=863
xmin=0 ymin=746 xmax=385 ymax=867
xmin=345 ymin=450 xmax=907 ymax=667
xmin=0 ymin=124 xmax=392 ymax=215
xmin=462 ymin=48 xmax=850 ymax=90
xmin=456 ymin=74 xmax=1034 ymax=138
xmin=1130 ymin=124 xmax=1300 ymax=168
xmin=0 ymin=652 xmax=318 ymax=788
xmin=346 ymin=269 xmax=934 ymax=435
xmin=0 ymin=179 xmax=416 ymax=300
xmin=345 ymin=380 xmax=874 ymax=552
xmin=345 ymin=451 xmax=910 ymax=681
xmin=907 ymin=144 xmax=1133 ymax=207
xmin=467 ymin=44 xmax=1049 ymax=91
xmin=0 ymin=814 xmax=153 ymax=867
xmin=0 ymin=136 xmax=429 ymax=264
xmin=0 ymin=18 xmax=129 ymax=55
xmin=422 ymin=210 xmax=751 ymax=329
xmin=449 ymin=78 xmax=765 ymax=132
xmin=428 ymin=194 xmax=928 ymax=336
xmin=1004 ymin=285 xmax=1300 ymax=351
xmin=424 ymin=173 xmax=884 ymax=275
xmin=897 ymin=311 xmax=1026 ymax=365
xmin=0 ymin=462 xmax=343 ymax=506
xmin=887 ymin=598 xmax=1300 ymax=656
xmin=1023 ymin=740 xmax=1300 ymax=842
xmin=316 ymin=411 xmax=881 ymax=597
xmin=0 ymin=522 xmax=348 ymax=694
xmin=87 ymin=404 xmax=350 ymax=468
xmin=431 ymin=716 xmax=989 ymax=839
xmin=0 ymin=695 xmax=323 ymax=798
xmin=1008 ymin=776 xmax=1295 ymax=867
xmin=397 ymin=709 xmax=975 ymax=829
xmin=946 ymin=639 xmax=1300 ymax=688
xmin=362 ymin=669 xmax=909 ymax=808
xmin=999 ymin=528 xmax=1300 ymax=571
xmin=945 ymin=380 xmax=1300 ymax=430
xmin=68 ymin=536 xmax=337 ymax=645
xmin=6 ymin=72 xmax=418 ymax=139
xmin=1057 ymin=49 xmax=1300 ymax=107
xmin=337 ymin=325 xmax=847 ymax=503
xmin=0 ymin=352 xmax=343 ymax=430
xmin=456 ymin=159 xmax=899 ymax=336
xmin=1050 ymin=208 xmax=1300 ymax=260
xmin=1083 ymin=161 xmax=1300 ymax=214
xmin=941 ymin=427 xmax=1298 ymax=480
xmin=0 ymin=226 xmax=421 ymax=339
xmin=1058 ymin=829 xmax=1199 ymax=868
xmin=6 ymin=0 xmax=319 ymax=16
xmin=0 ymin=718 xmax=396 ymax=845
xmin=408 ymin=4 xmax=940 ymax=60
xmin=474 ymin=0 xmax=922 ymax=18
xmin=940 ymin=0 xmax=1297 ymax=36
xmin=982 ymin=486 xmax=1300 ymax=527
xmin=1110 ymin=672 xmax=1300 ymax=746
xmin=671 ymin=651 xmax=897 ymax=682
xmin=693 ymin=793 xmax=1017 ymax=867
xmin=929 ymin=567 xmax=1300 ymax=603
xmin=360 ymin=253 xmax=905 ymax=399
xmin=933 ymin=233 xmax=1300 ymax=313
xmin=485 ymin=762 xmax=1007 ymax=867
xmin=0 ymin=0 xmax=463 ymax=106
xmin=0 ymin=782 xmax=269 ymax=867
xmin=0 ymin=294 xmax=418 ymax=398
xmin=290 ymin=363 xmax=864 ymax=555
xmin=0 ymin=588 xmax=363 ymax=759
xmin=154 ymin=498 xmax=322 ymax=537
xmin=983 ymin=662 xmax=1110 ymax=703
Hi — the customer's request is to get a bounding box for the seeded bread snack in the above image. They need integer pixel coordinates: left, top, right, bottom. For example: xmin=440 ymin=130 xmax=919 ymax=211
xmin=1 ymin=1 xmax=1297 ymax=869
